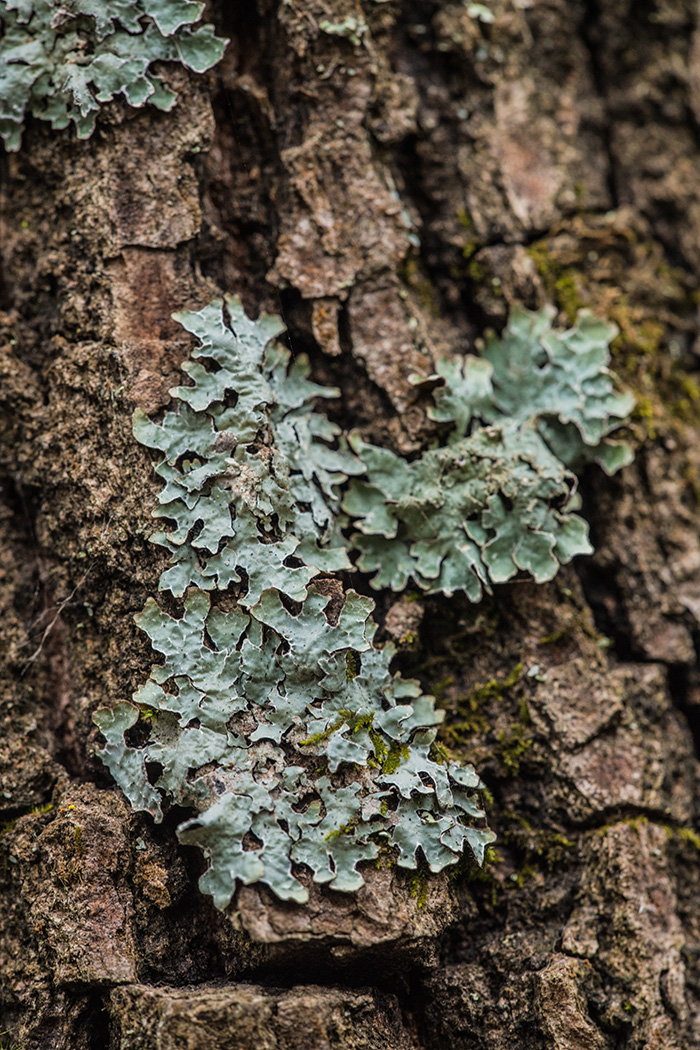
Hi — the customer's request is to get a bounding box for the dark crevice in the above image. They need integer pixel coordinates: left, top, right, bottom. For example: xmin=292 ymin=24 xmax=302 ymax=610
xmin=0 ymin=474 xmax=44 ymax=668
xmin=274 ymin=285 xmax=408 ymax=441
xmin=668 ymin=663 xmax=700 ymax=762
xmin=553 ymin=801 xmax=699 ymax=835
xmin=575 ymin=558 xmax=637 ymax=664
xmin=1 ymin=476 xmax=90 ymax=779
xmin=576 ymin=554 xmax=700 ymax=759
xmin=577 ymin=467 xmax=700 ymax=760
xmin=245 ymin=951 xmax=424 ymax=993
xmin=581 ymin=0 xmax=620 ymax=211
xmin=84 ymin=991 xmax=111 ymax=1050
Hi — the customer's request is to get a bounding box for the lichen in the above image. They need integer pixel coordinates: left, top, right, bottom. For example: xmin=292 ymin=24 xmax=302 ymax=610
xmin=527 ymin=223 xmax=699 ymax=443
xmin=94 ymin=296 xmax=633 ymax=911
xmin=94 ymin=297 xmax=494 ymax=911
xmin=346 ymin=306 xmax=633 ymax=597
xmin=466 ymin=3 xmax=495 ymax=24
xmin=0 ymin=0 xmax=227 ymax=151
xmin=318 ymin=15 xmax=368 ymax=47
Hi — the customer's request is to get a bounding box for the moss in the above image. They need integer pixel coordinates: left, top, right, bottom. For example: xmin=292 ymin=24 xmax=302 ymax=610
xmin=458 ymin=208 xmax=481 ymax=260
xmin=540 ymin=624 xmax=573 ymax=645
xmin=676 ymin=827 xmax=700 ymax=849
xmin=374 ymin=847 xmax=396 ymax=870
xmin=324 ymin=820 xmax=357 ymax=842
xmin=538 ymin=606 xmax=605 ymax=647
xmin=676 ymin=374 xmax=700 ymax=417
xmin=432 ymin=676 xmax=455 ymax=704
xmin=0 ymin=802 xmax=53 ymax=839
xmin=382 ymin=743 xmax=409 ymax=774
xmin=663 ymin=823 xmax=700 ymax=851
xmin=509 ymin=860 xmax=538 ymax=888
xmin=631 ymin=395 xmax=657 ymax=440
xmin=369 ymin=728 xmax=388 ymax=765
xmin=500 ymin=812 xmax=576 ymax=878
xmin=443 ymin=711 xmax=490 ymax=741
xmin=32 ymin=802 xmax=54 ymax=816
xmin=457 ymin=843 xmax=501 ymax=878
xmin=345 ymin=651 xmax=358 ymax=681
xmin=595 ymin=814 xmax=648 ymax=838
xmin=429 ymin=741 xmax=451 ymax=765
xmin=494 ymin=725 xmax=532 ymax=776
xmin=301 ymin=709 xmax=374 ymax=748
xmin=553 ymin=273 xmax=583 ymax=323
xmin=299 ymin=716 xmax=345 ymax=747
xmin=349 ymin=712 xmax=374 ymax=734
xmin=464 ymin=663 xmax=523 ymax=706
xmin=73 ymin=823 xmax=84 ymax=856
xmin=56 ymin=861 xmax=82 ymax=887
xmin=598 ymin=817 xmax=700 ymax=856
xmin=467 ymin=258 xmax=486 ymax=283
xmin=55 ymin=820 xmax=86 ymax=886
xmin=443 ymin=662 xmax=523 ymax=743
xmin=409 ymin=870 xmax=429 ymax=908
xmin=398 ymin=256 xmax=440 ymax=314
xmin=0 ymin=817 xmax=19 ymax=838
xmin=527 ymin=241 xmax=556 ymax=284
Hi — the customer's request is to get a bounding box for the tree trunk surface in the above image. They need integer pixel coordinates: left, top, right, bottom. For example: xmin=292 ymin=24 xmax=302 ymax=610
xmin=2 ymin=1 xmax=700 ymax=1047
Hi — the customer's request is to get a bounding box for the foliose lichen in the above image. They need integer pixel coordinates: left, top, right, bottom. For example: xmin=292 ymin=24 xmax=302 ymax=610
xmin=0 ymin=0 xmax=227 ymax=151
xmin=345 ymin=306 xmax=634 ymax=597
xmin=94 ymin=298 xmax=495 ymax=910
xmin=95 ymin=298 xmax=633 ymax=909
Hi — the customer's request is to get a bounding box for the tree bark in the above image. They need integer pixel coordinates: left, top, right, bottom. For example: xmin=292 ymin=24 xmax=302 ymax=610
xmin=2 ymin=1 xmax=700 ymax=1047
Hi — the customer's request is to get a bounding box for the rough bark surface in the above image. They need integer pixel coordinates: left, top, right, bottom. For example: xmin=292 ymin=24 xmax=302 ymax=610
xmin=2 ymin=1 xmax=700 ymax=1047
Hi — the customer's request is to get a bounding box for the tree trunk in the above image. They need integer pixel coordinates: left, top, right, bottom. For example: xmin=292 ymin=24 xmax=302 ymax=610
xmin=2 ymin=1 xmax=700 ymax=1047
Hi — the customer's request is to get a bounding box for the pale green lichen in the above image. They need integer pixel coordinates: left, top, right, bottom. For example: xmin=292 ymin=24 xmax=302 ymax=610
xmin=95 ymin=297 xmax=494 ymax=910
xmin=466 ymin=4 xmax=495 ymax=24
xmin=0 ymin=0 xmax=227 ymax=151
xmin=318 ymin=16 xmax=368 ymax=47
xmin=345 ymin=306 xmax=633 ymax=597
xmin=95 ymin=298 xmax=632 ymax=910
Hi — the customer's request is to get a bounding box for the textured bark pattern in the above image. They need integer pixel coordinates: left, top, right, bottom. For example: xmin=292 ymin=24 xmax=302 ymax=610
xmin=108 ymin=985 xmax=417 ymax=1050
xmin=2 ymin=1 xmax=700 ymax=1047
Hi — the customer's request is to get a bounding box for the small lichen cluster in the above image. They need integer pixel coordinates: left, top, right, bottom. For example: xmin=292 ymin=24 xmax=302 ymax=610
xmin=345 ymin=306 xmax=634 ymax=597
xmin=0 ymin=0 xmax=227 ymax=151
xmin=95 ymin=298 xmax=495 ymax=909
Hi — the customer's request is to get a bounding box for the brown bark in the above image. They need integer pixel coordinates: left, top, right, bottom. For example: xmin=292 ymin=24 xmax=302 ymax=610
xmin=2 ymin=1 xmax=700 ymax=1047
